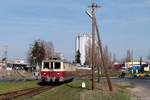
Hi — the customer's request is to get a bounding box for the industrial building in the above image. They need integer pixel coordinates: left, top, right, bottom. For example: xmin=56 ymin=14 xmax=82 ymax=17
xmin=75 ymin=34 xmax=92 ymax=65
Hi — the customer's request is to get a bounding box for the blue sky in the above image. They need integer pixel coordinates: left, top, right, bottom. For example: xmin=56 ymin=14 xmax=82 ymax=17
xmin=0 ymin=0 xmax=150 ymax=61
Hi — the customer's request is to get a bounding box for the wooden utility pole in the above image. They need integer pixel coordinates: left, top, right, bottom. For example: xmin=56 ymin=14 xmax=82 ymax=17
xmin=88 ymin=2 xmax=113 ymax=91
xmin=88 ymin=2 xmax=100 ymax=90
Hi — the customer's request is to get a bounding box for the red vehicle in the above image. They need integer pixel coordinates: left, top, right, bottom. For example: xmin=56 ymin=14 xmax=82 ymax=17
xmin=41 ymin=60 xmax=76 ymax=82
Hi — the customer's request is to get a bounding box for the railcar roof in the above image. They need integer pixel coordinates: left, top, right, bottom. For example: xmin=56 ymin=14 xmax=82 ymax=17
xmin=42 ymin=59 xmax=72 ymax=64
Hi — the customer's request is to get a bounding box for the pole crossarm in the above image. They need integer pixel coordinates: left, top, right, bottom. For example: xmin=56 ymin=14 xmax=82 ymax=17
xmin=88 ymin=3 xmax=101 ymax=9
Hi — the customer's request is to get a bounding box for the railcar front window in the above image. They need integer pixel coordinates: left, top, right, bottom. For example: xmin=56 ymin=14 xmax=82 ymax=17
xmin=51 ymin=62 xmax=53 ymax=69
xmin=55 ymin=62 xmax=60 ymax=69
xmin=43 ymin=62 xmax=49 ymax=69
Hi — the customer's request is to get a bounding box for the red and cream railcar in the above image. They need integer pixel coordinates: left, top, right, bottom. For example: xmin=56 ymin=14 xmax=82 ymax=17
xmin=41 ymin=60 xmax=76 ymax=82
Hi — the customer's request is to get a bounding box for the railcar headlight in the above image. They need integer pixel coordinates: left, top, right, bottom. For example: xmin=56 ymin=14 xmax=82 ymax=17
xmin=43 ymin=73 xmax=46 ymax=75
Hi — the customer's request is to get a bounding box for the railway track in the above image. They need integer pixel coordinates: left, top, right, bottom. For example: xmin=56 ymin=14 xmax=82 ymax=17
xmin=0 ymin=86 xmax=54 ymax=100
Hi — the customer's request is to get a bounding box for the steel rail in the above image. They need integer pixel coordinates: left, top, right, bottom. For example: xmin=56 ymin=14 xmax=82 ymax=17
xmin=0 ymin=86 xmax=54 ymax=100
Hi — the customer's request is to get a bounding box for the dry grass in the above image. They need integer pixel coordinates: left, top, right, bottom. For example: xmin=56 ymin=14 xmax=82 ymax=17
xmin=32 ymin=80 xmax=133 ymax=100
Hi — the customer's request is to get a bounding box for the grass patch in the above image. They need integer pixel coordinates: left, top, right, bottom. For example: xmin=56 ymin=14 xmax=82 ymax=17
xmin=32 ymin=80 xmax=133 ymax=100
xmin=32 ymin=80 xmax=90 ymax=100
xmin=0 ymin=80 xmax=40 ymax=94
xmin=80 ymin=90 xmax=131 ymax=100
xmin=80 ymin=82 xmax=133 ymax=100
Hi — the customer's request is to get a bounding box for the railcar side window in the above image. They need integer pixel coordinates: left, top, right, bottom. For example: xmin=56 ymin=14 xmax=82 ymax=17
xmin=55 ymin=62 xmax=60 ymax=69
xmin=44 ymin=62 xmax=49 ymax=69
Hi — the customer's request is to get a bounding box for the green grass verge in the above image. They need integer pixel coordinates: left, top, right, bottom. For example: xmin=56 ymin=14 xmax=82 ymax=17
xmin=0 ymin=80 xmax=40 ymax=94
xmin=32 ymin=80 xmax=90 ymax=100
xmin=32 ymin=80 xmax=133 ymax=100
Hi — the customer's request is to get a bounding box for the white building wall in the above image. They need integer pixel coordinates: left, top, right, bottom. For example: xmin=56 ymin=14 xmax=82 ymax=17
xmin=75 ymin=34 xmax=92 ymax=65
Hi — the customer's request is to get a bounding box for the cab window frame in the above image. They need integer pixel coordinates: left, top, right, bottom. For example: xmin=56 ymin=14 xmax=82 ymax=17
xmin=54 ymin=62 xmax=61 ymax=69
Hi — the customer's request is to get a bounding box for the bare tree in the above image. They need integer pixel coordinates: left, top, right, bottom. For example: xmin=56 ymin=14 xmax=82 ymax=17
xmin=103 ymin=46 xmax=113 ymax=68
xmin=27 ymin=40 xmax=55 ymax=70
xmin=112 ymin=53 xmax=117 ymax=63
xmin=147 ymin=54 xmax=150 ymax=60
xmin=126 ymin=49 xmax=133 ymax=62
xmin=85 ymin=40 xmax=112 ymax=69
xmin=28 ymin=40 xmax=45 ymax=67
xmin=44 ymin=41 xmax=54 ymax=59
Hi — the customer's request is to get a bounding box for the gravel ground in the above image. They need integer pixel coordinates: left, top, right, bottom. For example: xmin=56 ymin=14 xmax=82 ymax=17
xmin=0 ymin=69 xmax=36 ymax=82
xmin=128 ymin=84 xmax=150 ymax=100
xmin=111 ymin=78 xmax=150 ymax=100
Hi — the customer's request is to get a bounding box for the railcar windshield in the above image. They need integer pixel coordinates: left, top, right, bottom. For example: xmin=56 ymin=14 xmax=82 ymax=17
xmin=50 ymin=62 xmax=53 ymax=69
xmin=43 ymin=61 xmax=61 ymax=69
xmin=54 ymin=62 xmax=61 ymax=69
xmin=43 ymin=62 xmax=49 ymax=69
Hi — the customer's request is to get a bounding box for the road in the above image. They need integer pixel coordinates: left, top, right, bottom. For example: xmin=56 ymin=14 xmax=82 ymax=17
xmin=111 ymin=77 xmax=150 ymax=99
